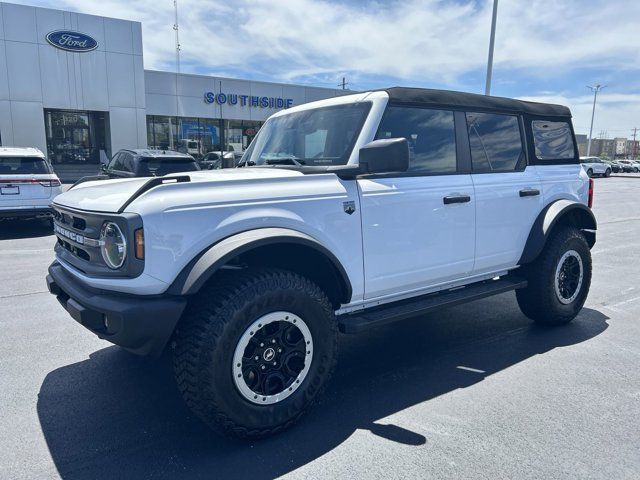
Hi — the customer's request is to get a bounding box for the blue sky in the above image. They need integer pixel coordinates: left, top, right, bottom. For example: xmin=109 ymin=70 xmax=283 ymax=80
xmin=13 ymin=0 xmax=640 ymax=137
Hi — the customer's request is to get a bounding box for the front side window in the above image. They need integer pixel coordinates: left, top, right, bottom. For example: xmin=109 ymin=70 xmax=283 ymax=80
xmin=467 ymin=113 xmax=524 ymax=172
xmin=375 ymin=106 xmax=457 ymax=174
xmin=108 ymin=153 xmax=124 ymax=171
xmin=121 ymin=154 xmax=134 ymax=173
xmin=242 ymin=103 xmax=371 ymax=167
xmin=0 ymin=157 xmax=50 ymax=174
xmin=532 ymin=120 xmax=575 ymax=160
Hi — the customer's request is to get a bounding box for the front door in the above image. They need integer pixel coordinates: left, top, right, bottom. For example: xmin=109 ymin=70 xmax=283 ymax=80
xmin=358 ymin=106 xmax=476 ymax=300
xmin=465 ymin=112 xmax=543 ymax=273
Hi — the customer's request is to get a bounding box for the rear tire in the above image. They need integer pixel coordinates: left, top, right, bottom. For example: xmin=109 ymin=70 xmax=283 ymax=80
xmin=172 ymin=268 xmax=338 ymax=439
xmin=516 ymin=227 xmax=591 ymax=325
xmin=586 ymin=168 xmax=593 ymax=177
xmin=604 ymin=168 xmax=611 ymax=177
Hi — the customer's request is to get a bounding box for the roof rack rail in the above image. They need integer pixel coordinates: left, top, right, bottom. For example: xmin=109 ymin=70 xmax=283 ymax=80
xmin=117 ymin=175 xmax=191 ymax=213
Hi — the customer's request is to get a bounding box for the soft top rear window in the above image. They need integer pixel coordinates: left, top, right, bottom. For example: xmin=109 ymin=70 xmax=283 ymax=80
xmin=0 ymin=157 xmax=50 ymax=174
xmin=139 ymin=157 xmax=199 ymax=176
xmin=532 ymin=120 xmax=575 ymax=160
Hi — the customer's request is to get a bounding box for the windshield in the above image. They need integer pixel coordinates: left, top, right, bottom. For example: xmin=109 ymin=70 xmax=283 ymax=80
xmin=242 ymin=103 xmax=371 ymax=167
xmin=0 ymin=157 xmax=50 ymax=174
xmin=139 ymin=158 xmax=200 ymax=176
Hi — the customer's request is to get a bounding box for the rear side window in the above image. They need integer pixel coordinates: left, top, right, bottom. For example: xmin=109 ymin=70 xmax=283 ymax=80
xmin=376 ymin=106 xmax=457 ymax=174
xmin=532 ymin=121 xmax=575 ymax=160
xmin=0 ymin=157 xmax=50 ymax=174
xmin=466 ymin=113 xmax=524 ymax=173
xmin=139 ymin=158 xmax=200 ymax=176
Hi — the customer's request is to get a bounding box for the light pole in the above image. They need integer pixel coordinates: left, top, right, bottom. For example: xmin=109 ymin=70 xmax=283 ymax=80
xmin=586 ymin=84 xmax=605 ymax=156
xmin=485 ymin=0 xmax=499 ymax=95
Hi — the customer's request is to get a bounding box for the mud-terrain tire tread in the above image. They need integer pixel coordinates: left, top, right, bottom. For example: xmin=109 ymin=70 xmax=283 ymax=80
xmin=172 ymin=268 xmax=337 ymax=439
xmin=516 ymin=226 xmax=591 ymax=326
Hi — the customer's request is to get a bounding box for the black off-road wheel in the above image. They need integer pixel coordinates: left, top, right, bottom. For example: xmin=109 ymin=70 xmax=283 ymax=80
xmin=516 ymin=227 xmax=592 ymax=325
xmin=172 ymin=268 xmax=338 ymax=439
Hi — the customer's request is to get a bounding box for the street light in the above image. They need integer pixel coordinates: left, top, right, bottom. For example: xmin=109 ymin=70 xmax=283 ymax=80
xmin=485 ymin=0 xmax=499 ymax=95
xmin=586 ymin=84 xmax=605 ymax=156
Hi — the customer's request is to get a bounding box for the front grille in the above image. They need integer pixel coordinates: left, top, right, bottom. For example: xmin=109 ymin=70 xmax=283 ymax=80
xmin=53 ymin=210 xmax=87 ymax=231
xmin=57 ymin=237 xmax=91 ymax=262
xmin=51 ymin=204 xmax=144 ymax=278
xmin=52 ymin=206 xmax=104 ymax=267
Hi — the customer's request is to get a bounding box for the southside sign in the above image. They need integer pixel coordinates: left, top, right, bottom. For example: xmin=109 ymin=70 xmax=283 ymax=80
xmin=204 ymin=92 xmax=293 ymax=109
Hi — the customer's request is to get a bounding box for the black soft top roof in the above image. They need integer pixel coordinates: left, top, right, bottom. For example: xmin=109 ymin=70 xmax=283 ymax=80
xmin=384 ymin=87 xmax=571 ymax=118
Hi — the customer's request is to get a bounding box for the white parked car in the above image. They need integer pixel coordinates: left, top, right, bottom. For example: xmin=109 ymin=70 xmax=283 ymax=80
xmin=579 ymin=156 xmax=611 ymax=177
xmin=618 ymin=160 xmax=640 ymax=173
xmin=0 ymin=147 xmax=62 ymax=223
xmin=47 ymin=88 xmax=596 ymax=438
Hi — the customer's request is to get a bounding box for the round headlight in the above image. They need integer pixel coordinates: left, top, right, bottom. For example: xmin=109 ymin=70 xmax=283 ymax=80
xmin=100 ymin=222 xmax=127 ymax=269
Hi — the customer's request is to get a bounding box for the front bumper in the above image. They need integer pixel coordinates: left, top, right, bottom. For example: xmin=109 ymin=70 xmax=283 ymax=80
xmin=46 ymin=261 xmax=187 ymax=356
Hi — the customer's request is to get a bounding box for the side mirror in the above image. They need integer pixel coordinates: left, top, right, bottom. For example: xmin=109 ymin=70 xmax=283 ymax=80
xmin=358 ymin=138 xmax=409 ymax=175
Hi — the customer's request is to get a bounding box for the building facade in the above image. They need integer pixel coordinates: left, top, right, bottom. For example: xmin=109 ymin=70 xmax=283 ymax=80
xmin=0 ymin=2 xmax=344 ymax=180
xmin=576 ymin=135 xmax=637 ymax=159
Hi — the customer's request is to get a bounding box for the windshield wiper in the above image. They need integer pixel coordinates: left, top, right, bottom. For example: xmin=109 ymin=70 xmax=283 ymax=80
xmin=237 ymin=160 xmax=256 ymax=167
xmin=265 ymin=157 xmax=306 ymax=166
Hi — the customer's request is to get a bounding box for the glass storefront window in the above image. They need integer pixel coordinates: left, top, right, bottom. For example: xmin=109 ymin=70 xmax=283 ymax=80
xmin=226 ymin=120 xmax=262 ymax=152
xmin=146 ymin=116 xmax=262 ymax=159
xmin=44 ymin=109 xmax=110 ymax=164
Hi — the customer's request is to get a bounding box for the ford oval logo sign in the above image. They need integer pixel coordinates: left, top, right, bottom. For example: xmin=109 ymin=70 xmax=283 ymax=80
xmin=46 ymin=30 xmax=98 ymax=52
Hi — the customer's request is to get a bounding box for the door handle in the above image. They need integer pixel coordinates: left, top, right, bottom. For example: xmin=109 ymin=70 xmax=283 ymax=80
xmin=519 ymin=188 xmax=540 ymax=197
xmin=443 ymin=194 xmax=471 ymax=204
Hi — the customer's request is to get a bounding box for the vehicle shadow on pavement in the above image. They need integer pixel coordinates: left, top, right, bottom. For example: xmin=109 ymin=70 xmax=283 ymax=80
xmin=37 ymin=295 xmax=609 ymax=480
xmin=0 ymin=218 xmax=52 ymax=240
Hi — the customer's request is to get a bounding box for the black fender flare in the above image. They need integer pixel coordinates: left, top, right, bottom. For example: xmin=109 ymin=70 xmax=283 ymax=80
xmin=518 ymin=200 xmax=597 ymax=265
xmin=168 ymin=227 xmax=353 ymax=301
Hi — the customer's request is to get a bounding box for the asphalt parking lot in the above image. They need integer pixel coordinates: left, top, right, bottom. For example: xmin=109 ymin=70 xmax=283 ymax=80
xmin=1 ymin=175 xmax=639 ymax=480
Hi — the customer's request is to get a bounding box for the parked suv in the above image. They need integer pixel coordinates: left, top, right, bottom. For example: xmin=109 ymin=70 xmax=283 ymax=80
xmin=602 ymin=159 xmax=622 ymax=173
xmin=579 ymin=156 xmax=611 ymax=177
xmin=99 ymin=149 xmax=200 ymax=179
xmin=618 ymin=160 xmax=640 ymax=173
xmin=0 ymin=147 xmax=62 ymax=222
xmin=46 ymin=88 xmax=596 ymax=438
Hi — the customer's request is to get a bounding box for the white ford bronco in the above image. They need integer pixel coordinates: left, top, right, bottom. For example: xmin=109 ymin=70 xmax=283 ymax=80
xmin=47 ymin=88 xmax=596 ymax=438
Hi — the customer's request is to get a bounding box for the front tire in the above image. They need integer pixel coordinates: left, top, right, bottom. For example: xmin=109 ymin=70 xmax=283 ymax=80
xmin=516 ymin=227 xmax=592 ymax=325
xmin=172 ymin=268 xmax=338 ymax=439
xmin=586 ymin=168 xmax=593 ymax=177
xmin=604 ymin=168 xmax=611 ymax=177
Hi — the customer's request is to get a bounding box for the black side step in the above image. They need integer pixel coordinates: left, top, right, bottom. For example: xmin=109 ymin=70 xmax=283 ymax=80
xmin=338 ymin=276 xmax=527 ymax=334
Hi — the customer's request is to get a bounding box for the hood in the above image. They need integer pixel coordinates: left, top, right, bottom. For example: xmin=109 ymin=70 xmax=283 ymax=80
xmin=53 ymin=168 xmax=305 ymax=213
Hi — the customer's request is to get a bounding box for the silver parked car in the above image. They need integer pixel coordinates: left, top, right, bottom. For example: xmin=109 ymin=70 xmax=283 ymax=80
xmin=579 ymin=156 xmax=611 ymax=177
xmin=618 ymin=160 xmax=640 ymax=173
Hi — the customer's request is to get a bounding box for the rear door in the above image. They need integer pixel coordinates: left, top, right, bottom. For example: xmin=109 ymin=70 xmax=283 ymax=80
xmin=0 ymin=156 xmax=55 ymax=207
xmin=465 ymin=112 xmax=543 ymax=273
xmin=358 ymin=106 xmax=476 ymax=300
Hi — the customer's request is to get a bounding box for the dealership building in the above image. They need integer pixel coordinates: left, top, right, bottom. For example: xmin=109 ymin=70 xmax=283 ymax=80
xmin=0 ymin=2 xmax=344 ymax=180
